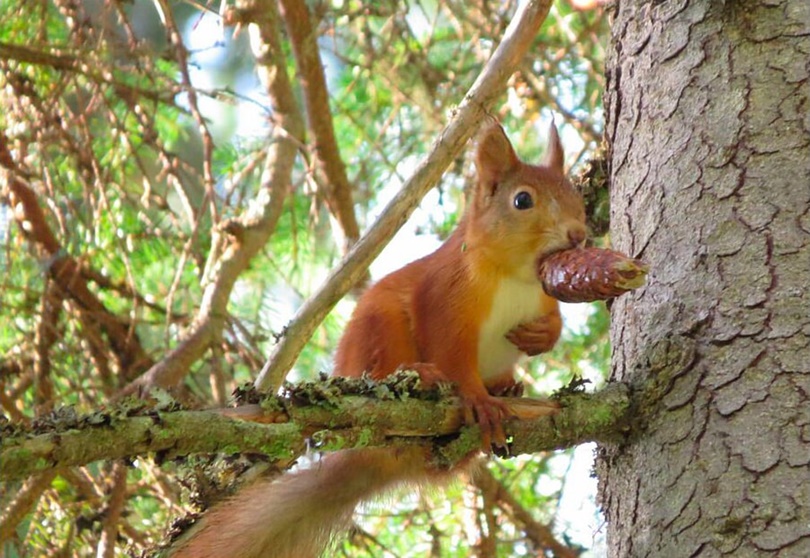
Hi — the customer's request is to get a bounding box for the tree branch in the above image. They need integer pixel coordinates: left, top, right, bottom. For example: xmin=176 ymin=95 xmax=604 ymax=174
xmin=256 ymin=0 xmax=555 ymax=392
xmin=0 ymin=41 xmax=175 ymax=105
xmin=279 ymin=0 xmax=362 ymax=253
xmin=97 ymin=461 xmax=128 ymax=558
xmin=0 ymin=471 xmax=57 ymax=542
xmin=123 ymin=0 xmax=306 ymax=393
xmin=33 ymin=278 xmax=61 ymax=413
xmin=0 ymin=132 xmax=154 ymax=380
xmin=471 ymin=466 xmax=580 ymax=558
xmin=0 ymin=382 xmax=630 ymax=482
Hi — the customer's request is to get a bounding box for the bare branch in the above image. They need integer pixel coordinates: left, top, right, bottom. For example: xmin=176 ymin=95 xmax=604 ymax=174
xmin=0 ymin=471 xmax=57 ymax=542
xmin=154 ymin=0 xmax=219 ymax=225
xmin=279 ymin=0 xmax=361 ymax=252
xmin=97 ymin=462 xmax=128 ymax=558
xmin=33 ymin=278 xmax=62 ymax=413
xmin=0 ymin=41 xmax=176 ymax=105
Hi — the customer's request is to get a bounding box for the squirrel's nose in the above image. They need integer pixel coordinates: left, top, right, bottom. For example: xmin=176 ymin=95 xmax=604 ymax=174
xmin=567 ymin=227 xmax=586 ymax=248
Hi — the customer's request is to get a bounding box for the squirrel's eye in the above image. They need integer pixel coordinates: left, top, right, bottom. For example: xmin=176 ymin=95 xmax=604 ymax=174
xmin=513 ymin=191 xmax=534 ymax=210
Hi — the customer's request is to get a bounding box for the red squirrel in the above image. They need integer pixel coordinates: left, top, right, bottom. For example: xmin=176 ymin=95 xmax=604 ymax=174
xmin=173 ymin=121 xmax=587 ymax=558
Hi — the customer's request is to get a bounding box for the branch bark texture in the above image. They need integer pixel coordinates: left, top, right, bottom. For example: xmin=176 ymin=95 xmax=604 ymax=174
xmin=0 ymin=384 xmax=629 ymax=482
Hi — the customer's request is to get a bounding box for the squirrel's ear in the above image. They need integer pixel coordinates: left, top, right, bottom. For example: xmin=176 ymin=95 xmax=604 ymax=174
xmin=475 ymin=123 xmax=519 ymax=185
xmin=545 ymin=122 xmax=565 ymax=172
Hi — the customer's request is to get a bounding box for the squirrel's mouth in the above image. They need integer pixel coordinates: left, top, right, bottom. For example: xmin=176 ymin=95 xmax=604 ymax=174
xmin=536 ymin=244 xmax=569 ymax=264
xmin=533 ymin=249 xmax=562 ymax=285
xmin=536 ymin=232 xmax=587 ymax=264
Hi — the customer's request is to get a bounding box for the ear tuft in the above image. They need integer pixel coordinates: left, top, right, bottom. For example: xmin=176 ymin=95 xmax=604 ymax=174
xmin=475 ymin=123 xmax=519 ymax=185
xmin=545 ymin=122 xmax=565 ymax=172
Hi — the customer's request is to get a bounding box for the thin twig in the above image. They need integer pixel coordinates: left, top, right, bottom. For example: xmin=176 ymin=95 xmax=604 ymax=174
xmin=154 ymin=0 xmax=219 ymax=225
xmin=97 ymin=462 xmax=128 ymax=558
xmin=121 ymin=0 xmax=306 ymax=393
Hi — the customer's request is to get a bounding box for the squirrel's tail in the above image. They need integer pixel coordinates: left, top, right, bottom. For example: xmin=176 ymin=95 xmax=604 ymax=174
xmin=171 ymin=447 xmax=435 ymax=558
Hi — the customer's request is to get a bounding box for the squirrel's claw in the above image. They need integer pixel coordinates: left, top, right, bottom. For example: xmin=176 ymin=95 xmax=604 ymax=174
xmin=463 ymin=393 xmax=513 ymax=450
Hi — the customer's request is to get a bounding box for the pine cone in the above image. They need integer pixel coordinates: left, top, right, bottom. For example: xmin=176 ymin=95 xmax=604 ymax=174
xmin=538 ymin=247 xmax=648 ymax=303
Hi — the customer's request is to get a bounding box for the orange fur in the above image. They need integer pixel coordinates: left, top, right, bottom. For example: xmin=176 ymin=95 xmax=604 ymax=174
xmin=172 ymin=122 xmax=586 ymax=557
xmin=173 ymin=448 xmax=438 ymax=558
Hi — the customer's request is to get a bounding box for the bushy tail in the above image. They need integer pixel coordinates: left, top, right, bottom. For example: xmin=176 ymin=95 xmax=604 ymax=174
xmin=171 ymin=447 xmax=434 ymax=558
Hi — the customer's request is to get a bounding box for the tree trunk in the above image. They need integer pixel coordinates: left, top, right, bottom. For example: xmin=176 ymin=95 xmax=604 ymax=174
xmin=599 ymin=1 xmax=810 ymax=556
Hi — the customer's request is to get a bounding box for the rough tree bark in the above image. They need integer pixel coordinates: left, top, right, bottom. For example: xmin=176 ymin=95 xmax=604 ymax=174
xmin=599 ymin=1 xmax=810 ymax=556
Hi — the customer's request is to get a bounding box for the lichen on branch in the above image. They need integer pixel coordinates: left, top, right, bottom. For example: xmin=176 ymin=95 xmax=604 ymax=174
xmin=0 ymin=375 xmax=630 ymax=481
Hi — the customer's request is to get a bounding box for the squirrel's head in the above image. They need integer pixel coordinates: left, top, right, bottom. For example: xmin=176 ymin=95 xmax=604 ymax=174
xmin=468 ymin=121 xmax=587 ymax=282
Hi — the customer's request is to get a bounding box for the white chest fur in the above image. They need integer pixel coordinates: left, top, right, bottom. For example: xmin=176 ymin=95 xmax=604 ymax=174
xmin=477 ymin=278 xmax=546 ymax=380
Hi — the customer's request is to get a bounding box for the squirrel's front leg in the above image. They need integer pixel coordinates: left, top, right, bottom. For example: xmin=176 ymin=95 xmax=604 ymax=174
xmin=505 ymin=311 xmax=562 ymax=356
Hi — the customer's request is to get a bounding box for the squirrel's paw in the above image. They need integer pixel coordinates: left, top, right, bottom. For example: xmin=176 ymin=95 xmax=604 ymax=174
xmin=506 ymin=315 xmax=561 ymax=356
xmin=462 ymin=393 xmax=514 ymax=449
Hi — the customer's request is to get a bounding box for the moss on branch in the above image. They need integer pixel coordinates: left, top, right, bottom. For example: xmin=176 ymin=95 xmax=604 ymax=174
xmin=0 ymin=376 xmax=631 ymax=481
